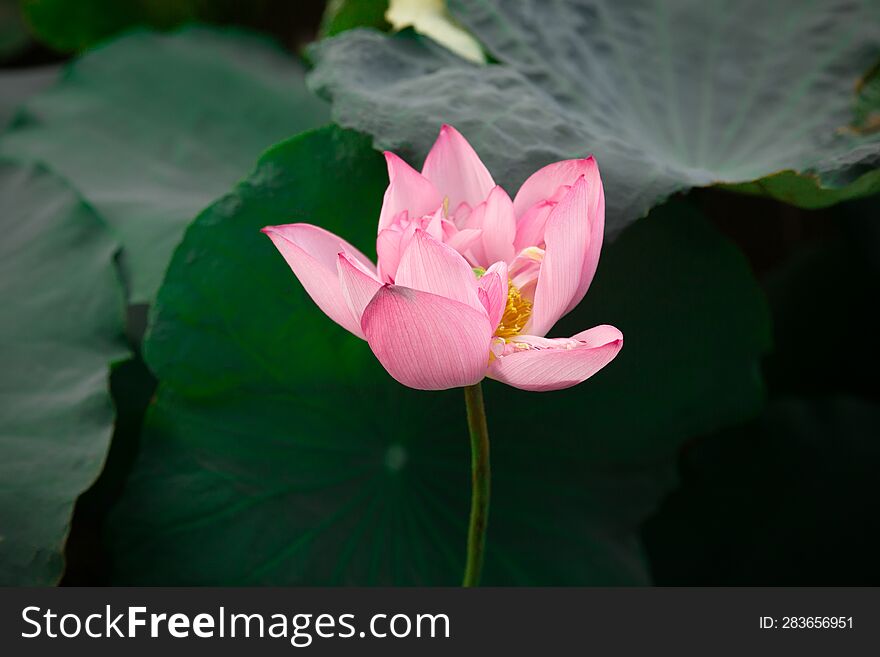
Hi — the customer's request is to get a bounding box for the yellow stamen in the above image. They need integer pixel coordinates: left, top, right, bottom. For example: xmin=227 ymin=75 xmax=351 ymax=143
xmin=442 ymin=196 xmax=450 ymax=218
xmin=495 ymin=281 xmax=532 ymax=339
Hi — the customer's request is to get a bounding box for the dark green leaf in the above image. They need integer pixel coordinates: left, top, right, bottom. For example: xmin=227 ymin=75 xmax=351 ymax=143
xmin=61 ymin=356 xmax=157 ymax=585
xmin=308 ymin=0 xmax=880 ymax=237
xmin=645 ymin=397 xmax=880 ymax=584
xmin=0 ymin=0 xmax=29 ymax=59
xmin=1 ymin=26 xmax=329 ymax=304
xmin=106 ymin=126 xmax=770 ymax=585
xmin=21 ymin=0 xmax=202 ymax=52
xmin=20 ymin=0 xmax=331 ymax=53
xmin=646 ymin=199 xmax=880 ymax=584
xmin=761 ymin=197 xmax=880 ymax=397
xmin=0 ymin=160 xmax=127 ymax=585
xmin=320 ymin=0 xmax=390 ymax=38
xmin=720 ymin=169 xmax=880 ymax=209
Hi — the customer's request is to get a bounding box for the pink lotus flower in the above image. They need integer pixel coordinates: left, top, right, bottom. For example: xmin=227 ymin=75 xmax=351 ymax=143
xmin=263 ymin=125 xmax=622 ymax=392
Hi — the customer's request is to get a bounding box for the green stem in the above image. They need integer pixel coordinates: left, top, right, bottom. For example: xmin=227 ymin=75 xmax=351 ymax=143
xmin=462 ymin=382 xmax=491 ymax=587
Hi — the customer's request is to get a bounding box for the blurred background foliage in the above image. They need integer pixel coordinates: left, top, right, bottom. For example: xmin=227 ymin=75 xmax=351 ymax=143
xmin=0 ymin=0 xmax=877 ymax=586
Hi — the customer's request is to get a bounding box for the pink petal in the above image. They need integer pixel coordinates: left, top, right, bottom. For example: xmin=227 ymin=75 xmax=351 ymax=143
xmin=566 ymin=176 xmax=605 ymax=315
xmin=395 ymin=228 xmax=483 ymax=311
xmin=423 ymin=206 xmax=445 ymax=241
xmin=362 ymin=285 xmax=493 ymax=390
xmin=262 ymin=223 xmax=375 ymax=337
xmin=513 ymin=200 xmax=554 ymax=252
xmin=477 ymin=261 xmax=509 ymax=330
xmin=528 ymin=176 xmax=591 ymax=337
xmin=449 ymin=201 xmax=473 ymax=229
xmin=513 ymin=156 xmax=599 ymax=219
xmin=263 ymin=223 xmax=375 ymax=272
xmin=488 ymin=325 xmax=623 ymax=392
xmin=422 ymin=124 xmax=495 ymax=212
xmin=475 ymin=186 xmax=516 ymax=266
xmin=462 ymin=202 xmax=488 ymax=265
xmin=444 ymin=225 xmax=483 ymax=254
xmin=337 ymin=252 xmax=382 ymax=331
xmin=376 ymin=226 xmax=405 ymax=283
xmin=379 ymin=152 xmax=443 ymax=232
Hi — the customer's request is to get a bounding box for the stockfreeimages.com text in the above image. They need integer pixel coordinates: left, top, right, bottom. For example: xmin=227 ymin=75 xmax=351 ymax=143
xmin=22 ymin=605 xmax=451 ymax=647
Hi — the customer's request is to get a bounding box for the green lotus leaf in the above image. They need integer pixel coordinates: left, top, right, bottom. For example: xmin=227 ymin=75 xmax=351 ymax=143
xmin=1 ymin=26 xmax=329 ymax=304
xmin=0 ymin=160 xmax=127 ymax=585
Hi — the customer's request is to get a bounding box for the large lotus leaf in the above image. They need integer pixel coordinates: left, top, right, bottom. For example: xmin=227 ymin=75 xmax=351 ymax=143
xmin=1 ymin=26 xmax=329 ymax=304
xmin=105 ymin=126 xmax=769 ymax=585
xmin=645 ymin=197 xmax=880 ymax=584
xmin=0 ymin=160 xmax=127 ymax=585
xmin=308 ymin=0 xmax=880 ymax=238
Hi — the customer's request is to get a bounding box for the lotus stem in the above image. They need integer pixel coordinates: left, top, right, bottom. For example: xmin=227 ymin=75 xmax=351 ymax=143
xmin=462 ymin=382 xmax=490 ymax=587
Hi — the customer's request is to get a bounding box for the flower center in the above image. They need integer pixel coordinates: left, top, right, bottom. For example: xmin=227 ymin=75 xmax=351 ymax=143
xmin=495 ymin=281 xmax=532 ymax=339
